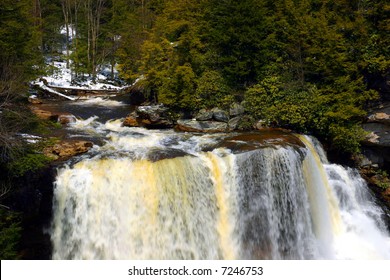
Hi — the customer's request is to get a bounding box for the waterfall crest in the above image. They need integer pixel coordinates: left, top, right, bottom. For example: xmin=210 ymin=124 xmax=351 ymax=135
xmin=51 ymin=119 xmax=390 ymax=259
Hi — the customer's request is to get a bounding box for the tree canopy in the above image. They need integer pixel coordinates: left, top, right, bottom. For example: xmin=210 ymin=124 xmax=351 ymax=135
xmin=1 ymin=0 xmax=389 ymax=153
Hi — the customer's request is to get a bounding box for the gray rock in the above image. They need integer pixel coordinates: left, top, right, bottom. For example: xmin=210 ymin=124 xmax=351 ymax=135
xmin=176 ymin=119 xmax=228 ymax=133
xmin=362 ymin=123 xmax=390 ymax=147
xmin=228 ymin=116 xmax=241 ymax=131
xmin=367 ymin=112 xmax=390 ymax=125
xmin=58 ymin=114 xmax=77 ymax=124
xmin=135 ymin=105 xmax=174 ymax=128
xmin=211 ymin=108 xmax=229 ymax=122
xmin=254 ymin=120 xmax=268 ymax=130
xmin=195 ymin=109 xmax=213 ymax=121
xmin=229 ymin=103 xmax=245 ymax=117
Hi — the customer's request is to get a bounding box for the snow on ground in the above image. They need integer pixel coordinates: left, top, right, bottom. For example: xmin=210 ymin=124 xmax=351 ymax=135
xmin=30 ymin=24 xmax=127 ymax=92
xmin=34 ymin=80 xmax=76 ymax=100
xmin=17 ymin=133 xmax=42 ymax=144
xmin=38 ymin=61 xmax=122 ymax=91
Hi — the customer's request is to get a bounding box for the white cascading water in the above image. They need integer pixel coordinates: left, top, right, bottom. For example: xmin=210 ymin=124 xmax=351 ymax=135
xmin=51 ymin=117 xmax=390 ymax=259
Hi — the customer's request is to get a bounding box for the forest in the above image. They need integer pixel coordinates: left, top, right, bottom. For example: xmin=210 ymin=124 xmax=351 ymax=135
xmin=0 ymin=0 xmax=389 ymax=259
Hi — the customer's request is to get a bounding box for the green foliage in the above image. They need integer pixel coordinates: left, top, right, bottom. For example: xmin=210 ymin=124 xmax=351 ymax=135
xmin=328 ymin=124 xmax=367 ymax=154
xmin=0 ymin=0 xmax=386 ymax=157
xmin=8 ymin=153 xmax=50 ymax=178
xmin=195 ymin=70 xmax=231 ymax=109
xmin=0 ymin=208 xmax=21 ymax=259
xmin=245 ymin=74 xmax=374 ymax=153
xmin=245 ymin=75 xmax=314 ymax=131
xmin=158 ymin=64 xmax=197 ymax=110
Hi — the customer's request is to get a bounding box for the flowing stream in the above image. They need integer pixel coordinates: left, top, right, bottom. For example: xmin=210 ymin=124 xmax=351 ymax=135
xmin=50 ymin=99 xmax=390 ymax=259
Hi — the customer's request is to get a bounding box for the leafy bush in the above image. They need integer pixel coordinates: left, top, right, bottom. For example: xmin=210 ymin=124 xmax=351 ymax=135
xmin=245 ymin=75 xmax=373 ymax=154
xmin=195 ymin=70 xmax=232 ymax=109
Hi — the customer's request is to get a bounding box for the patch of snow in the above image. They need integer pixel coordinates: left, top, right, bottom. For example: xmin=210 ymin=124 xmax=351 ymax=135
xmin=60 ymin=24 xmax=76 ymax=41
xmin=17 ymin=133 xmax=42 ymax=144
xmin=34 ymin=81 xmax=76 ymax=101
xmin=38 ymin=61 xmax=122 ymax=91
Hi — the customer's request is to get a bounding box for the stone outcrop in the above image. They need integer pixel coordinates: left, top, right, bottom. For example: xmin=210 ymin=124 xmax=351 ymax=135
xmin=359 ymin=167 xmax=390 ymax=210
xmin=44 ymin=140 xmax=93 ymax=160
xmin=361 ymin=103 xmax=390 ymax=170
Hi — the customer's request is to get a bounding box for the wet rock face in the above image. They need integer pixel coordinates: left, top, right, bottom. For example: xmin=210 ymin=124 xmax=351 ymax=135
xmin=217 ymin=130 xmax=305 ymax=153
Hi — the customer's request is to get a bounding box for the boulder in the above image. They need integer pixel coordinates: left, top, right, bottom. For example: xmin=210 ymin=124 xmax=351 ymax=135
xmin=211 ymin=108 xmax=229 ymax=122
xmin=367 ymin=112 xmax=390 ymax=125
xmin=254 ymin=120 xmax=268 ymax=130
xmin=123 ymin=105 xmax=174 ymax=129
xmin=195 ymin=109 xmax=213 ymax=121
xmin=123 ymin=111 xmax=140 ymax=127
xmin=362 ymin=123 xmax=390 ymax=147
xmin=30 ymin=108 xmax=58 ymax=121
xmin=28 ymin=95 xmax=43 ymax=104
xmin=44 ymin=140 xmax=93 ymax=160
xmin=176 ymin=119 xmax=228 ymax=133
xmin=229 ymin=103 xmax=245 ymax=117
xmin=228 ymin=116 xmax=241 ymax=131
xmin=58 ymin=114 xmax=77 ymax=124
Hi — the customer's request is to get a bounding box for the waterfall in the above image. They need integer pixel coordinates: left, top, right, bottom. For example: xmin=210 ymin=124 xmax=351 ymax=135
xmin=51 ymin=119 xmax=390 ymax=259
